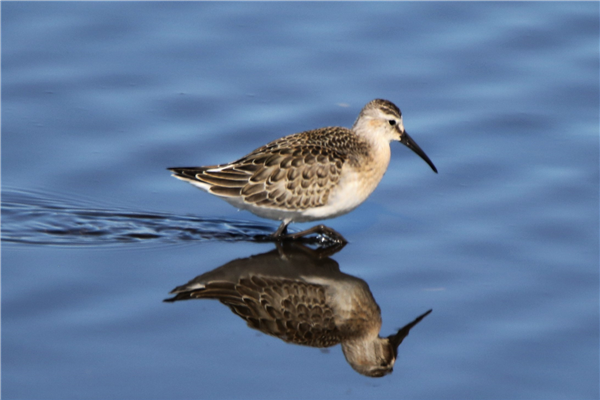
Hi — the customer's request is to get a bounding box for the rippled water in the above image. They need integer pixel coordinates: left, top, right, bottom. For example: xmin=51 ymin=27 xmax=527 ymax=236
xmin=2 ymin=188 xmax=279 ymax=245
xmin=3 ymin=2 xmax=598 ymax=400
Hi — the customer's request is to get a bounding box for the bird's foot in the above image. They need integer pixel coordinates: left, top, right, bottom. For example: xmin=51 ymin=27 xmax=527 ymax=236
xmin=255 ymin=223 xmax=347 ymax=247
xmin=273 ymin=239 xmax=346 ymax=259
xmin=278 ymin=224 xmax=348 ymax=245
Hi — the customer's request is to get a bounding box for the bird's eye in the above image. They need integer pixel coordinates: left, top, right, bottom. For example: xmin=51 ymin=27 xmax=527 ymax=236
xmin=388 ymin=120 xmax=396 ymax=126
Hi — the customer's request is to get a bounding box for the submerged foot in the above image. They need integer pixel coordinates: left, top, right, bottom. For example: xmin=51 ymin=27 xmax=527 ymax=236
xmin=277 ymin=224 xmax=348 ymax=245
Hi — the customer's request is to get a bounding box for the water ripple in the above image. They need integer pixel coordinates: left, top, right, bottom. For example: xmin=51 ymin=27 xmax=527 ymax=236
xmin=1 ymin=189 xmax=277 ymax=246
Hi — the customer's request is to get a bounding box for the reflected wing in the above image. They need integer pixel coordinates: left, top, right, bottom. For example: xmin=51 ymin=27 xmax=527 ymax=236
xmin=167 ymin=275 xmax=342 ymax=347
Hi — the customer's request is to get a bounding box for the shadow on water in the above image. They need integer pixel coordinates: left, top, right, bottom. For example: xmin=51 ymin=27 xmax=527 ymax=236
xmin=165 ymin=241 xmax=431 ymax=378
xmin=1 ymin=188 xmax=323 ymax=246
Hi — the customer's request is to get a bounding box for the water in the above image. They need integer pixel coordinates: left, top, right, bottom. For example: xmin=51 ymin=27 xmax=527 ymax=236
xmin=2 ymin=2 xmax=598 ymax=399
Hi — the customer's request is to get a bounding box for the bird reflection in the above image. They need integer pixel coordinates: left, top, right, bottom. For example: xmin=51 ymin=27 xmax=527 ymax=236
xmin=164 ymin=242 xmax=431 ymax=377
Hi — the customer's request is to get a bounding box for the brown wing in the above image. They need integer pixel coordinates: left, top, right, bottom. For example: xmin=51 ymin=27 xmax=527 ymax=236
xmin=168 ymin=275 xmax=342 ymax=348
xmin=169 ymin=127 xmax=369 ymax=211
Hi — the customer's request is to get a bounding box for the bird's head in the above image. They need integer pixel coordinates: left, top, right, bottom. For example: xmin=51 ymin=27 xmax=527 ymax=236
xmin=353 ymin=99 xmax=437 ymax=173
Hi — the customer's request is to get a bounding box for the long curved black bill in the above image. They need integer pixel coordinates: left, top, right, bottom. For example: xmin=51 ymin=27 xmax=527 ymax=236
xmin=388 ymin=309 xmax=432 ymax=356
xmin=399 ymin=131 xmax=438 ymax=173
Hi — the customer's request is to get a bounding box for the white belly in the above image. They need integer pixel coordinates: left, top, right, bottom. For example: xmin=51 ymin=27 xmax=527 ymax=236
xmin=302 ymin=154 xmax=390 ymax=221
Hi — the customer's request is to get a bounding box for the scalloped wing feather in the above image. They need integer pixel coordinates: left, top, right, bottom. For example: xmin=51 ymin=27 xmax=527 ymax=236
xmin=169 ymin=127 xmax=369 ymax=211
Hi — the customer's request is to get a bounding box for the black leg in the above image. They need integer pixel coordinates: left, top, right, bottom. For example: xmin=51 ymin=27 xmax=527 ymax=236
xmin=270 ymin=220 xmax=289 ymax=239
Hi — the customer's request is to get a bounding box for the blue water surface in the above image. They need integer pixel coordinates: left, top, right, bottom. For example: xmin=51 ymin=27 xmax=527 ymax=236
xmin=2 ymin=2 xmax=598 ymax=399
